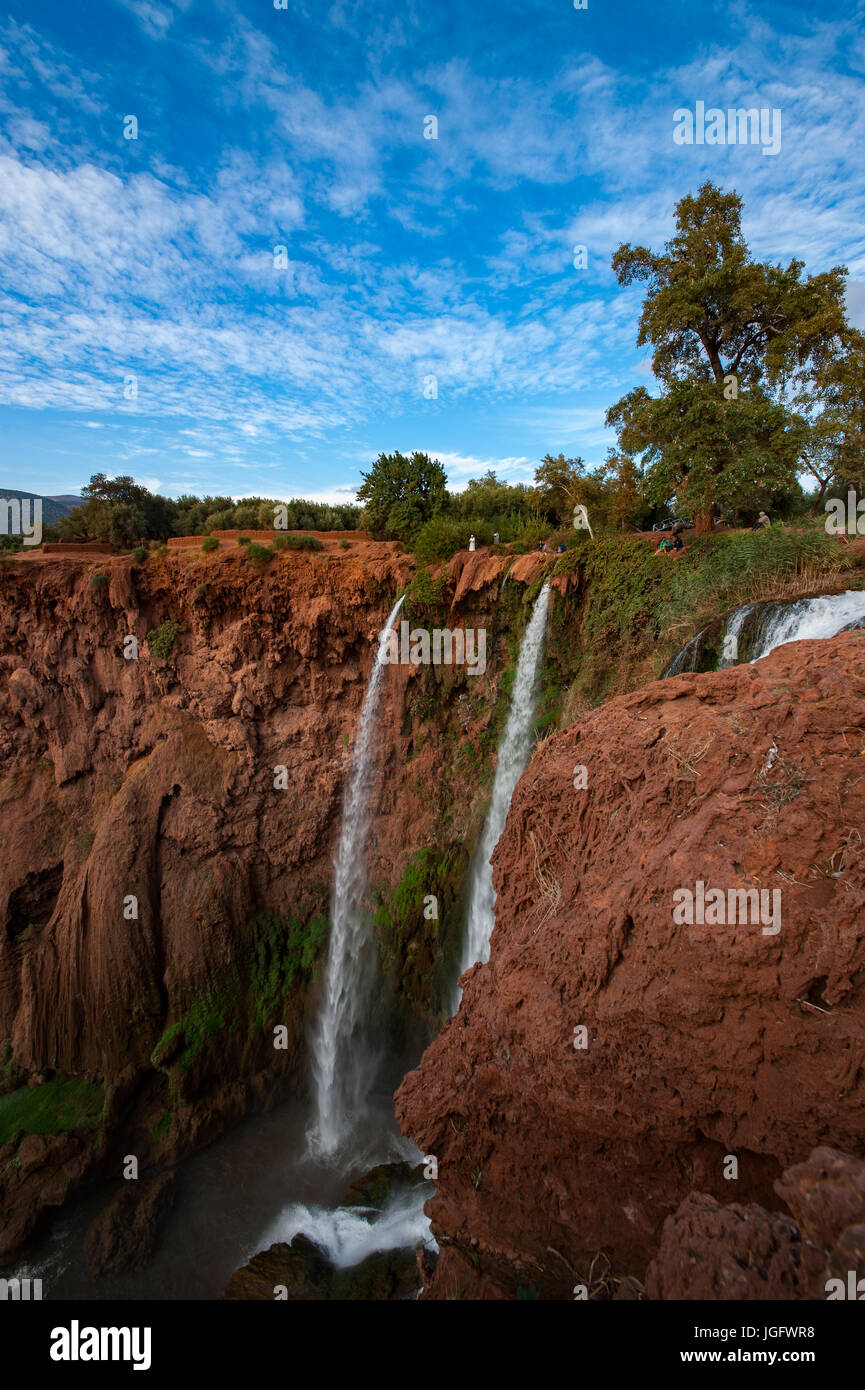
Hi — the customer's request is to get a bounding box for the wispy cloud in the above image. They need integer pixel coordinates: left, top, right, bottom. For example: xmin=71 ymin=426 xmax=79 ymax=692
xmin=0 ymin=1 xmax=862 ymax=495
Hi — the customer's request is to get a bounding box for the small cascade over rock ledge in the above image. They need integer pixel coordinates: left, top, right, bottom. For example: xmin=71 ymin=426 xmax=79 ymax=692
xmin=664 ymin=588 xmax=865 ymax=677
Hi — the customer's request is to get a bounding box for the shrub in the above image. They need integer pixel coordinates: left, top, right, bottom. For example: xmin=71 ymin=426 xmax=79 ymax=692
xmin=409 ymin=564 xmax=447 ymax=608
xmin=246 ymin=543 xmax=274 ymax=565
xmin=90 ymin=572 xmax=109 ymax=589
xmin=131 ymin=546 xmax=148 ymax=562
xmin=201 ymin=537 xmax=219 ymax=553
xmin=412 ymin=517 xmax=469 ymax=562
xmin=339 ymin=539 xmax=350 ymax=549
xmin=147 ymin=618 xmax=182 ymax=659
xmin=272 ymin=532 xmax=324 ymax=552
xmin=237 ymin=535 xmax=251 ymax=546
xmin=514 ymin=518 xmax=553 ymax=550
xmin=153 ymin=543 xmax=169 ymax=555
xmin=194 ymin=584 xmax=206 ymax=599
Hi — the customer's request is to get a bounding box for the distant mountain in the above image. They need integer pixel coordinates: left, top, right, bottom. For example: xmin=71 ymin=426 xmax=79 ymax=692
xmin=48 ymin=494 xmax=84 ymax=509
xmin=0 ymin=489 xmax=81 ymax=525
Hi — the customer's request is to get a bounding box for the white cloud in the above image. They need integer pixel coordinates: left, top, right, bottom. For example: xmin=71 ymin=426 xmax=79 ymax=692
xmin=113 ymin=0 xmax=190 ymax=39
xmin=419 ymin=451 xmax=534 ymax=487
xmin=846 ymin=281 xmax=865 ymax=330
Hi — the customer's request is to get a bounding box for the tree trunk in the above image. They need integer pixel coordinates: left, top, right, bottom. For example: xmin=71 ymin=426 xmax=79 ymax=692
xmin=695 ymin=507 xmax=715 ymax=536
xmin=809 ymin=477 xmax=829 ymax=518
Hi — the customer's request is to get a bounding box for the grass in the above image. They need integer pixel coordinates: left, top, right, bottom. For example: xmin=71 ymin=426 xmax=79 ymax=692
xmin=537 ymin=525 xmax=864 ymax=717
xmin=201 ymin=536 xmax=219 ymax=553
xmin=246 ymin=542 xmax=274 ymax=565
xmin=0 ymin=1075 xmax=105 ymax=1147
xmin=558 ymin=527 xmax=856 ymax=656
xmin=150 ymin=1112 xmax=171 ymax=1143
xmin=754 ymin=756 xmax=813 ymax=830
xmin=407 ymin=564 xmax=447 ymax=612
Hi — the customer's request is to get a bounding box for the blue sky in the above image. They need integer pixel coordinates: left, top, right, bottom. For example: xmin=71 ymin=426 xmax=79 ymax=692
xmin=1 ymin=0 xmax=863 ymax=504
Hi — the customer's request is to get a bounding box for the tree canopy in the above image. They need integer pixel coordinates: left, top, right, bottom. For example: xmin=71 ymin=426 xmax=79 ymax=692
xmin=356 ymin=451 xmax=448 ymax=539
xmin=607 ymin=182 xmax=851 ymax=531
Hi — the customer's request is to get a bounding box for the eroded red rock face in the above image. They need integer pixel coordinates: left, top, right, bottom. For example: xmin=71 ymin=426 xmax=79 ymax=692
xmin=0 ymin=551 xmax=412 ymax=1080
xmin=396 ymin=632 xmax=865 ymax=1299
xmin=646 ymin=1146 xmax=865 ymax=1300
xmin=0 ymin=546 xmax=532 ymax=1257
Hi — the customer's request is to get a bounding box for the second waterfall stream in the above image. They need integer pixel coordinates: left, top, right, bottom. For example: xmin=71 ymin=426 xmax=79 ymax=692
xmin=451 ymin=580 xmax=552 ymax=1012
xmin=309 ymin=593 xmax=406 ymax=1157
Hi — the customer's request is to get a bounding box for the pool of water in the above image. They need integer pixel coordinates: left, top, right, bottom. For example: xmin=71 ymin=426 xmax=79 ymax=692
xmin=14 ymin=1080 xmax=430 ymax=1301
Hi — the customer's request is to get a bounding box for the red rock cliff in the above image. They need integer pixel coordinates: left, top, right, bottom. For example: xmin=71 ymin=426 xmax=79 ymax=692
xmin=0 ymin=545 xmax=530 ymax=1256
xmin=396 ymin=631 xmax=865 ymax=1299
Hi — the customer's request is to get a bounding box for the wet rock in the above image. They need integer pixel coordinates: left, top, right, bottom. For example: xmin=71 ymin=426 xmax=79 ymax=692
xmin=340 ymin=1161 xmax=425 ymax=1209
xmin=223 ymin=1233 xmax=421 ymax=1301
xmin=84 ymin=1171 xmax=176 ymax=1280
xmin=0 ymin=1132 xmax=94 ymax=1265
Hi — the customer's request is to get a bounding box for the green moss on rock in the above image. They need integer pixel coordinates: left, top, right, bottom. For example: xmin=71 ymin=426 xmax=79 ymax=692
xmin=0 ymin=1075 xmax=105 ymax=1147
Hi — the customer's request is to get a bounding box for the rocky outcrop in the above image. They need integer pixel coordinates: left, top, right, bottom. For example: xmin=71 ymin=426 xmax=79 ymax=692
xmin=396 ymin=631 xmax=865 ymax=1299
xmin=0 ymin=1129 xmax=104 ymax=1264
xmin=223 ymin=1233 xmax=420 ymax=1301
xmin=84 ymin=1171 xmax=176 ymax=1280
xmin=646 ymin=1146 xmax=865 ymax=1299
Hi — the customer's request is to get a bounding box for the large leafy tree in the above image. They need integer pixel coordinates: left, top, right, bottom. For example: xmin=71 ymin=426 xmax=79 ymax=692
xmin=449 ymin=469 xmax=532 ymax=521
xmin=795 ymin=328 xmax=865 ymax=511
xmin=600 ymin=450 xmax=651 ymax=531
xmin=534 ymin=453 xmax=609 ymax=525
xmin=357 ymin=451 xmax=447 ymax=539
xmin=60 ymin=473 xmax=177 ymax=544
xmin=607 ymin=379 xmax=801 ymax=522
xmin=606 ymin=183 xmax=850 ymax=532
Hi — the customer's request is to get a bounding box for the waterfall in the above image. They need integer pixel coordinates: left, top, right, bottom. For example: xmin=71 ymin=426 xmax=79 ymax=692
xmin=718 ymin=603 xmax=757 ymax=668
xmin=451 ymin=581 xmax=552 ymax=1011
xmin=308 ymin=594 xmax=405 ymax=1157
xmin=747 ymin=590 xmax=865 ymax=661
xmin=664 ymin=629 xmax=702 ymax=677
xmin=665 ymin=588 xmax=865 ymax=677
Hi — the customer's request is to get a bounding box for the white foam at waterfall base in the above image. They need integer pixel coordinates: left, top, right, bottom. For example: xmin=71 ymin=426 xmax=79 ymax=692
xmin=308 ymin=594 xmax=406 ymax=1158
xmin=451 ymin=580 xmax=552 ymax=1012
xmin=254 ymin=1183 xmax=437 ymax=1271
xmin=749 ymin=589 xmax=865 ymax=661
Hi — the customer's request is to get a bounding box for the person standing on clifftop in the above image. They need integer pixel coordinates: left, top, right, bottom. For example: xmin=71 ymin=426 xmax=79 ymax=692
xmin=469 ymin=534 xmax=476 ymax=551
